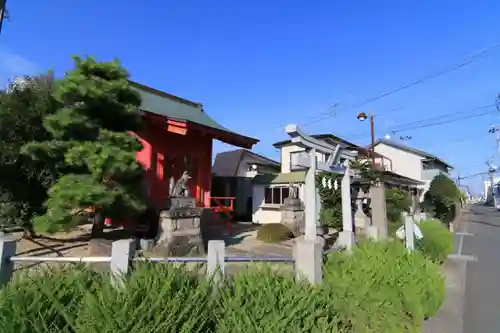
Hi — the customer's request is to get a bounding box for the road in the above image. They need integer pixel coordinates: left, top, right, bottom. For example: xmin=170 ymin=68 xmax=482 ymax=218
xmin=461 ymin=204 xmax=500 ymax=333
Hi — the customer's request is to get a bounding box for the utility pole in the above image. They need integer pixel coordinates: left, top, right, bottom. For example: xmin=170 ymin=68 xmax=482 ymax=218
xmin=486 ymin=158 xmax=497 ymax=205
xmin=488 ymin=124 xmax=500 ymax=154
xmin=0 ymin=0 xmax=6 ymax=35
xmin=356 ymin=111 xmax=376 ymax=168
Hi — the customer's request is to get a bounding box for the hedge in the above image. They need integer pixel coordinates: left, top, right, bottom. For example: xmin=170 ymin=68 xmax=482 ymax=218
xmin=417 ymin=218 xmax=454 ymax=263
xmin=256 ymin=223 xmax=295 ymax=242
xmin=0 ymin=241 xmax=445 ymax=333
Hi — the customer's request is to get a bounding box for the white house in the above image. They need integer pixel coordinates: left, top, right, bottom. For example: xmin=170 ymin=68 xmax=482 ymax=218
xmin=215 ymin=135 xmax=425 ymax=225
xmin=251 ymin=134 xmax=403 ymax=224
xmin=212 ymin=149 xmax=280 ymax=220
xmin=373 ymin=139 xmax=453 ymax=195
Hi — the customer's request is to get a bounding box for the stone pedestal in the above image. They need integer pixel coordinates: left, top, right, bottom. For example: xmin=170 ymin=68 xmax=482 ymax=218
xmin=370 ymin=182 xmax=388 ymax=240
xmin=156 ymin=197 xmax=204 ymax=256
xmin=281 ymin=197 xmax=305 ymax=234
xmin=337 ymin=230 xmax=356 ymax=250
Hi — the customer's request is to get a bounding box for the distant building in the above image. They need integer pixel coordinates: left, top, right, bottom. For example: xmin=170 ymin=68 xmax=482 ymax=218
xmin=373 ymin=139 xmax=453 ymax=197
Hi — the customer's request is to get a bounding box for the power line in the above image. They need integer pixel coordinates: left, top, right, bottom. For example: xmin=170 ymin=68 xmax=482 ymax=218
xmin=391 ymin=109 xmax=496 ymax=134
xmin=342 ymin=103 xmax=497 ymax=139
xmin=458 ymin=171 xmax=489 ymax=180
xmin=292 ymin=42 xmax=500 ymax=128
xmin=389 ymin=103 xmax=496 ymax=132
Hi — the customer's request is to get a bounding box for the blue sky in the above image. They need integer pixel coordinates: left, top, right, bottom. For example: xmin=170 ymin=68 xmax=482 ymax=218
xmin=1 ymin=1 xmax=500 ymax=193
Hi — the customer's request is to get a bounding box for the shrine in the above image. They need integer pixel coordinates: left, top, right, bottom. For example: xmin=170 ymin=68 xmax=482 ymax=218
xmin=127 ymin=81 xmax=258 ymax=225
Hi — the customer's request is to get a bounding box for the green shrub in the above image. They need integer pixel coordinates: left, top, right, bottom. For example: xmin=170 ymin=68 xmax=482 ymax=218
xmin=317 ymin=172 xmax=343 ymax=230
xmin=75 ymin=263 xmax=214 ymax=333
xmin=0 ymin=265 xmax=98 ymax=333
xmin=417 ymin=219 xmax=453 ymax=263
xmin=319 ymin=206 xmax=342 ymax=230
xmin=216 ymin=265 xmax=330 ymax=333
xmin=424 ymin=175 xmax=460 ymax=224
xmin=256 ymin=223 xmax=294 ymax=243
xmin=0 ymin=243 xmax=446 ymax=333
xmin=385 ymin=188 xmax=411 ymax=236
xmin=323 ymin=240 xmax=445 ymax=332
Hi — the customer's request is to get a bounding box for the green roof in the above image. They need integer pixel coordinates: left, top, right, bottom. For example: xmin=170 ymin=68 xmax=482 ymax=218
xmin=129 ymin=81 xmax=258 ymax=147
xmin=253 ymin=171 xmax=306 ymax=185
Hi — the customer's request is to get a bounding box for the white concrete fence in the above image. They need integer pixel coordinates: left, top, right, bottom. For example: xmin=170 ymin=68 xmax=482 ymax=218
xmin=0 ymin=237 xmax=324 ymax=287
xmin=0 ymin=213 xmax=428 ymax=288
xmin=400 ymin=212 xmax=427 ymax=251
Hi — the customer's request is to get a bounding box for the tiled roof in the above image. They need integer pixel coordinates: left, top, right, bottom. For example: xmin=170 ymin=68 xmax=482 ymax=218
xmin=212 ymin=149 xmax=280 ymax=177
xmin=273 ymin=133 xmax=385 ymax=158
xmin=129 ymin=81 xmax=258 ymax=147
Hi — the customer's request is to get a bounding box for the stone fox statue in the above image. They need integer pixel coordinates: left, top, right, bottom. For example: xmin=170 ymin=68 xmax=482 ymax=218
xmin=169 ymin=171 xmax=192 ymax=197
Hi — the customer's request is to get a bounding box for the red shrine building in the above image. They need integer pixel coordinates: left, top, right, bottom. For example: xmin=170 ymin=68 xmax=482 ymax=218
xmin=129 ymin=81 xmax=258 ymax=210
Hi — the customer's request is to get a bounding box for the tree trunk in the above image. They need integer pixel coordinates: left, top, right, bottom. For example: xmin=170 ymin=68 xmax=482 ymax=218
xmin=91 ymin=212 xmax=104 ymax=238
xmin=22 ymin=222 xmax=36 ymax=238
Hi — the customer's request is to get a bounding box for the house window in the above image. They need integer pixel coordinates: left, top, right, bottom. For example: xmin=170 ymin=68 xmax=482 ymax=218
xmin=289 ymin=151 xmax=304 ymax=170
xmin=264 ymin=186 xmax=291 ymax=205
xmin=290 ymin=150 xmax=326 ymax=170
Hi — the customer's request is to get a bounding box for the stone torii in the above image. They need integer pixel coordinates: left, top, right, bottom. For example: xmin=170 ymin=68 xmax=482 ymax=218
xmin=285 ymin=124 xmax=357 ymax=247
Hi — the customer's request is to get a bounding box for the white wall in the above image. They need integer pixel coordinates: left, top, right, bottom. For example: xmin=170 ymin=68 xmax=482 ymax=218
xmin=280 ymin=144 xmax=356 ymax=173
xmin=230 ymin=154 xmax=279 ymax=216
xmin=374 ymin=143 xmax=424 ymax=180
xmin=252 ymin=183 xmax=305 ymax=224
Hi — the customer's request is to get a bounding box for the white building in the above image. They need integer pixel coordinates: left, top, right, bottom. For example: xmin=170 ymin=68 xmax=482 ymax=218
xmin=373 ymin=139 xmax=453 ymax=196
xmin=251 ymin=134 xmax=418 ymax=224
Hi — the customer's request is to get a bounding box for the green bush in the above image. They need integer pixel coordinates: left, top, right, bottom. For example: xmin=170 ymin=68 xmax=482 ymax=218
xmin=319 ymin=206 xmax=342 ymax=230
xmin=424 ymin=175 xmax=460 ymax=224
xmin=385 ymin=187 xmax=411 ymax=236
xmin=323 ymin=240 xmax=445 ymax=332
xmin=216 ymin=266 xmax=329 ymax=333
xmin=417 ymin=219 xmax=453 ymax=263
xmin=75 ymin=263 xmax=214 ymax=333
xmin=0 ymin=243 xmax=446 ymax=333
xmin=317 ymin=172 xmax=343 ymax=230
xmin=386 ymin=188 xmax=411 ymax=222
xmin=256 ymin=223 xmax=294 ymax=243
xmin=0 ymin=265 xmax=98 ymax=333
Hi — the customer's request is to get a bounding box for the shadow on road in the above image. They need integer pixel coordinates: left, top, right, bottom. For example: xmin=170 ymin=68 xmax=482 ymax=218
xmin=467 ymin=219 xmax=500 ymax=228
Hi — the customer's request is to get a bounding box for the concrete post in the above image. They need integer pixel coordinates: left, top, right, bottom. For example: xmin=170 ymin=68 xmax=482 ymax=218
xmin=0 ymin=236 xmax=16 ymax=286
xmin=410 ymin=189 xmax=419 ymax=213
xmin=370 ymin=182 xmax=388 ymax=239
xmin=404 ymin=213 xmax=415 ymax=251
xmin=294 ymin=239 xmax=322 ymax=284
xmin=338 ymin=164 xmax=355 ymax=249
xmin=110 ymin=239 xmax=136 ymax=288
xmin=304 ymin=148 xmax=318 ymax=241
xmin=207 ymin=240 xmax=225 ymax=285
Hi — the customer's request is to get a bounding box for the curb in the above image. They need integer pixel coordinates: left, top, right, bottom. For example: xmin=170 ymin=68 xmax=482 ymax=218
xmin=422 ymin=258 xmax=466 ymax=333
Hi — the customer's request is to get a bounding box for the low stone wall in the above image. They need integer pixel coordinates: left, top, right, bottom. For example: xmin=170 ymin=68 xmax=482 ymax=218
xmin=449 ymin=201 xmax=465 ymax=233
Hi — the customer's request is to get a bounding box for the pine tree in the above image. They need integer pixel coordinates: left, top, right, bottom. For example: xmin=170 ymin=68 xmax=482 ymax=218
xmin=22 ymin=56 xmax=147 ymax=236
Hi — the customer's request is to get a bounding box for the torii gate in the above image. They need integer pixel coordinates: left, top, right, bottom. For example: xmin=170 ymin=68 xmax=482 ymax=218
xmin=285 ymin=124 xmax=357 ymax=247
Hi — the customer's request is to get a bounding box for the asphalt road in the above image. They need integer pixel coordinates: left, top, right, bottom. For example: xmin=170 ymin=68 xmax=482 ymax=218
xmin=462 ymin=204 xmax=500 ymax=333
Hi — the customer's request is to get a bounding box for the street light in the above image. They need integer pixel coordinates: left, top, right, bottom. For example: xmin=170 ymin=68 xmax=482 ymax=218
xmin=357 ymin=111 xmax=376 ymax=168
